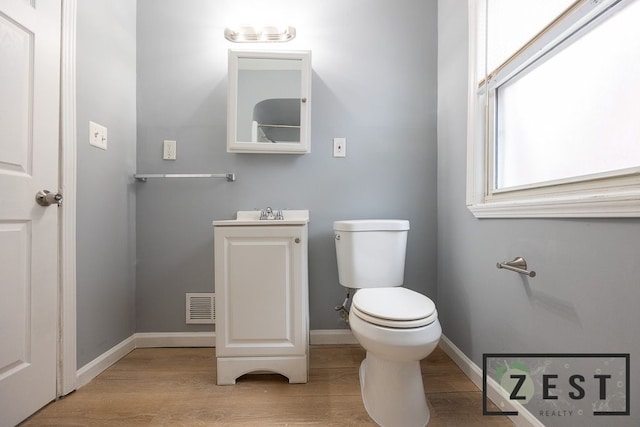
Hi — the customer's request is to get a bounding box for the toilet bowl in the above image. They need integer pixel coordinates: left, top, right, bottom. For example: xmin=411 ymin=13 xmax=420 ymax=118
xmin=333 ymin=220 xmax=441 ymax=427
xmin=349 ymin=287 xmax=441 ymax=427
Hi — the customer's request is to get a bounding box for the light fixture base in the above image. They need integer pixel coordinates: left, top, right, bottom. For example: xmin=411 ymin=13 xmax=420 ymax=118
xmin=224 ymin=25 xmax=296 ymax=43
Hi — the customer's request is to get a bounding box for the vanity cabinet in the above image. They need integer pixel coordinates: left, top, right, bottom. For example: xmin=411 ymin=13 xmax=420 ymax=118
xmin=213 ymin=215 xmax=309 ymax=385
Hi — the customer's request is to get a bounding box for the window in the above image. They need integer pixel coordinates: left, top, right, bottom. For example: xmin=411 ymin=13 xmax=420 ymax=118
xmin=467 ymin=0 xmax=640 ymax=217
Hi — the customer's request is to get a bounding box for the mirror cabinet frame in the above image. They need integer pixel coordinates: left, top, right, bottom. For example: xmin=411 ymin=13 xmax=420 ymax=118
xmin=227 ymin=50 xmax=311 ymax=154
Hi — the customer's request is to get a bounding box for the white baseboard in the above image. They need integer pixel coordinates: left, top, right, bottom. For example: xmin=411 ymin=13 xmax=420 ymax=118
xmin=135 ymin=332 xmax=216 ymax=348
xmin=76 ymin=335 xmax=136 ymax=388
xmin=310 ymin=329 xmax=357 ymax=345
xmin=134 ymin=330 xmax=356 ymax=348
xmin=439 ymin=335 xmax=544 ymax=427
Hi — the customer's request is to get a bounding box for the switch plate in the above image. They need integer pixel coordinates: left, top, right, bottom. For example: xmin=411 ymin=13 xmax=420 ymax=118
xmin=333 ymin=137 xmax=346 ymax=157
xmin=163 ymin=140 xmax=177 ymax=160
xmin=89 ymin=121 xmax=107 ymax=150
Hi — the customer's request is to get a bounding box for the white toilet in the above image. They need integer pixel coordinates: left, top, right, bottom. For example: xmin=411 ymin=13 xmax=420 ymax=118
xmin=333 ymin=219 xmax=441 ymax=427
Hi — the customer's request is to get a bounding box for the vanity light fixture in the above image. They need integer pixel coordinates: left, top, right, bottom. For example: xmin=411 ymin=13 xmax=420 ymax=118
xmin=224 ymin=25 xmax=296 ymax=43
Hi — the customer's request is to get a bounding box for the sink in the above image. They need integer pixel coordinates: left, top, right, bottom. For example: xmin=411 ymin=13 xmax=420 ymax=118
xmin=213 ymin=210 xmax=309 ymax=226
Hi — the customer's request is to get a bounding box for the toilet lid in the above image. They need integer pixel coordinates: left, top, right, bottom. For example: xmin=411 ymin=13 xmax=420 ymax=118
xmin=352 ymin=287 xmax=436 ymax=328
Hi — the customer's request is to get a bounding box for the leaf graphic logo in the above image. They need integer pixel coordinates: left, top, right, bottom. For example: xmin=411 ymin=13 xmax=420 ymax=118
xmin=496 ymin=361 xmax=535 ymax=404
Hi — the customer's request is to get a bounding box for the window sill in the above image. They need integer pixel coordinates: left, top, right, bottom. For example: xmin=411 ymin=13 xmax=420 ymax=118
xmin=467 ymin=188 xmax=640 ymax=218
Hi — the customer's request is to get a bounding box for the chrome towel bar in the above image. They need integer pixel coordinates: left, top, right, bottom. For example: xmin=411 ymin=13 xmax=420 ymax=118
xmin=258 ymin=124 xmax=300 ymax=129
xmin=497 ymin=257 xmax=536 ymax=278
xmin=134 ymin=173 xmax=235 ymax=182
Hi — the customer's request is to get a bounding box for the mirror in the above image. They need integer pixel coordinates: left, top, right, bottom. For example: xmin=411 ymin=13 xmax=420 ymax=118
xmin=227 ymin=50 xmax=311 ymax=154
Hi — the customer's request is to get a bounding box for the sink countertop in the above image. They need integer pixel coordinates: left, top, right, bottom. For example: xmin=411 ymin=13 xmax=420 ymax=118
xmin=213 ymin=210 xmax=309 ymax=226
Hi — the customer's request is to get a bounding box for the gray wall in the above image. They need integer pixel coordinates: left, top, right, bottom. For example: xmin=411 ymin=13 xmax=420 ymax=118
xmin=437 ymin=1 xmax=640 ymax=425
xmin=135 ymin=0 xmax=438 ymax=331
xmin=76 ymin=0 xmax=137 ymax=367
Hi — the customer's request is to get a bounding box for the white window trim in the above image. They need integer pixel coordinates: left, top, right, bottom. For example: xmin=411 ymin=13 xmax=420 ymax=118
xmin=466 ymin=0 xmax=640 ymax=218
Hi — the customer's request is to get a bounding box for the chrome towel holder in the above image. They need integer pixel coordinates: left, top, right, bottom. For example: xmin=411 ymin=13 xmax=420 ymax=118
xmin=134 ymin=173 xmax=235 ymax=182
xmin=497 ymin=257 xmax=536 ymax=278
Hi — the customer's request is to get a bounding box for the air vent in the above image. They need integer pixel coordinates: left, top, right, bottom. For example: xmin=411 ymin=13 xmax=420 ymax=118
xmin=186 ymin=293 xmax=215 ymax=324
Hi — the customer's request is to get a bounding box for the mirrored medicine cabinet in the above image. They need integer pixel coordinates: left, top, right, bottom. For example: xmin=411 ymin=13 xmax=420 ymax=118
xmin=227 ymin=50 xmax=311 ymax=154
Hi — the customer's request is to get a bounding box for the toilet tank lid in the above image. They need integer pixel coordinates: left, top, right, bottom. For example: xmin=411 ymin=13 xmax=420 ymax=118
xmin=333 ymin=219 xmax=410 ymax=232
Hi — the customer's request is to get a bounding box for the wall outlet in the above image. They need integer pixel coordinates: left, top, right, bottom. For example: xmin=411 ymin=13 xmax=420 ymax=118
xmin=163 ymin=140 xmax=177 ymax=160
xmin=333 ymin=137 xmax=346 ymax=157
xmin=89 ymin=121 xmax=107 ymax=150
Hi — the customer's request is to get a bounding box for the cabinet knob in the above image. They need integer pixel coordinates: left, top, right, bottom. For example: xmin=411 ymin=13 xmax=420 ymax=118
xmin=295 ymin=238 xmax=301 ymax=243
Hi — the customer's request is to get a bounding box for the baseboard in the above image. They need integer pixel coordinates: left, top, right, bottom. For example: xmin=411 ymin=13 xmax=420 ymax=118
xmin=76 ymin=335 xmax=136 ymax=388
xmin=134 ymin=330 xmax=356 ymax=347
xmin=135 ymin=332 xmax=216 ymax=348
xmin=310 ymin=329 xmax=357 ymax=345
xmin=439 ymin=335 xmax=544 ymax=427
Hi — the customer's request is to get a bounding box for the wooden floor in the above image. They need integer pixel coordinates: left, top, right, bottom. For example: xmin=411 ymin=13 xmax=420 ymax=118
xmin=21 ymin=345 xmax=513 ymax=426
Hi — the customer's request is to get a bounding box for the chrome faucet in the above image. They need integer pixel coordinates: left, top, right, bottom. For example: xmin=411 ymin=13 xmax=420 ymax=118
xmin=260 ymin=207 xmax=272 ymax=220
xmin=259 ymin=207 xmax=284 ymax=220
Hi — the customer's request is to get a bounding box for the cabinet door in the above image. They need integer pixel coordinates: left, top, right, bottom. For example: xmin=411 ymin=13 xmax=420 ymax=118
xmin=215 ymin=225 xmax=307 ymax=357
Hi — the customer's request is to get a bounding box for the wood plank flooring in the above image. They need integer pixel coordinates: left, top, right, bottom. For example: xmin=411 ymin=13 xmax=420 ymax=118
xmin=21 ymin=345 xmax=513 ymax=426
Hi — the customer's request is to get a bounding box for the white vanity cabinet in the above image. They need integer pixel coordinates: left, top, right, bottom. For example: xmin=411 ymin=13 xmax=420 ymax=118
xmin=213 ymin=211 xmax=309 ymax=385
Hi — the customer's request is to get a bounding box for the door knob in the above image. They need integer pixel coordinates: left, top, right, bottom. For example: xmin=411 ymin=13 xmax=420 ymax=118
xmin=35 ymin=190 xmax=63 ymax=206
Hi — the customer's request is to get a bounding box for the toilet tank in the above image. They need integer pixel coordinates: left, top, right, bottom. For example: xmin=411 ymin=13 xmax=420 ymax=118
xmin=333 ymin=219 xmax=409 ymax=289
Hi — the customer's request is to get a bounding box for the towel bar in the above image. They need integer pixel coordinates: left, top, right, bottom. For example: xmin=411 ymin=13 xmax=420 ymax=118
xmin=134 ymin=173 xmax=235 ymax=182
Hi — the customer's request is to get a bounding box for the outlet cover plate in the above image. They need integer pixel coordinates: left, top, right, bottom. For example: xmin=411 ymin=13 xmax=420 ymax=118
xmin=163 ymin=140 xmax=177 ymax=160
xmin=89 ymin=121 xmax=107 ymax=150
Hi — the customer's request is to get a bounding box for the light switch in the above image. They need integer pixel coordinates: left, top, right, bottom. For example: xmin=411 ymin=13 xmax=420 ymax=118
xmin=89 ymin=121 xmax=107 ymax=150
xmin=333 ymin=137 xmax=346 ymax=157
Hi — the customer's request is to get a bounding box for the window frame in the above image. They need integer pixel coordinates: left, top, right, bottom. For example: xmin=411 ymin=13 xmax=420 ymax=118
xmin=466 ymin=0 xmax=640 ymax=218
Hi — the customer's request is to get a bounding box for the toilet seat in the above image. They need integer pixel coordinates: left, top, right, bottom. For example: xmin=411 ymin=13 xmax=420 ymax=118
xmin=352 ymin=287 xmax=437 ymax=328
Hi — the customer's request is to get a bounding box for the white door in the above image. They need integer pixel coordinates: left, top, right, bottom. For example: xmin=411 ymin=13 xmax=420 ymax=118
xmin=0 ymin=0 xmax=61 ymax=425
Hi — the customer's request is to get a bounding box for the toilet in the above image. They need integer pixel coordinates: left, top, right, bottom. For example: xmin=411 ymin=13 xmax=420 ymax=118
xmin=333 ymin=219 xmax=441 ymax=427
